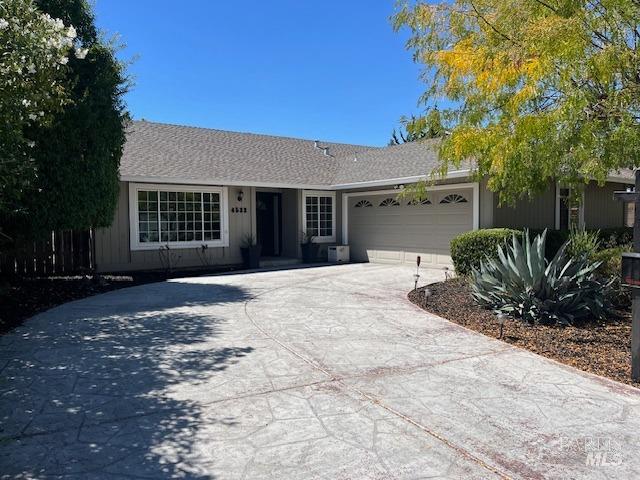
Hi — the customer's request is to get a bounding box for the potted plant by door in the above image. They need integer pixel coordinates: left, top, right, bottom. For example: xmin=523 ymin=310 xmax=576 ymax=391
xmin=300 ymin=231 xmax=319 ymax=263
xmin=240 ymin=234 xmax=261 ymax=269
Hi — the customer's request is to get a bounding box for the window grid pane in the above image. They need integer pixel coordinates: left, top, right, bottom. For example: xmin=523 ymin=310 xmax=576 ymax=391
xmin=138 ymin=190 xmax=159 ymax=242
xmin=319 ymin=196 xmax=332 ymax=237
xmin=141 ymin=189 xmax=221 ymax=244
xmin=306 ymin=195 xmax=332 ymax=238
xmin=305 ymin=197 xmax=319 ymax=236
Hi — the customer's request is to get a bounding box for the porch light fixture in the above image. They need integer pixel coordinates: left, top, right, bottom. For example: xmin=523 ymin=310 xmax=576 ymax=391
xmin=237 ymin=190 xmax=244 ymax=202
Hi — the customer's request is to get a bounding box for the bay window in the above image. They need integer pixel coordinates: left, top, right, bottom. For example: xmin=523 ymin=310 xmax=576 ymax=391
xmin=302 ymin=190 xmax=336 ymax=242
xmin=129 ymin=184 xmax=228 ymax=250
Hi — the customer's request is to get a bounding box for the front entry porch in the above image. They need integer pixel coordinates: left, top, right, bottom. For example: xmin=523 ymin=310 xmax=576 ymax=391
xmin=254 ymin=188 xmax=301 ymax=261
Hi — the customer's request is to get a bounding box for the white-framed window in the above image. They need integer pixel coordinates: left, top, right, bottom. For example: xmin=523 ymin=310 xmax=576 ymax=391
xmin=302 ymin=190 xmax=336 ymax=243
xmin=555 ymin=185 xmax=584 ymax=230
xmin=129 ymin=183 xmax=229 ymax=250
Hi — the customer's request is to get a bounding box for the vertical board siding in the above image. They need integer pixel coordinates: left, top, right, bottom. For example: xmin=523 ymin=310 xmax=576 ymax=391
xmin=94 ymin=181 xmax=258 ymax=273
xmin=492 ymin=180 xmax=628 ymax=230
xmin=281 ymin=189 xmax=299 ymax=258
xmin=584 ymin=182 xmax=625 ymax=228
xmin=493 ymin=185 xmax=556 ymax=229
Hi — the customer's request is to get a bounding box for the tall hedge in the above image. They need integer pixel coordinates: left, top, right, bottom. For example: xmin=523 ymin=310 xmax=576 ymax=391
xmin=450 ymin=228 xmax=521 ymax=276
xmin=5 ymin=0 xmax=128 ymax=240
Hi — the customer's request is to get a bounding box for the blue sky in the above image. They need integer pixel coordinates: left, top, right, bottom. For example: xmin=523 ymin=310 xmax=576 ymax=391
xmin=94 ymin=1 xmax=427 ymax=146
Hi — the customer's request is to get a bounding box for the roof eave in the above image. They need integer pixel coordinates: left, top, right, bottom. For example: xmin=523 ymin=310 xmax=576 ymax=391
xmin=119 ymin=174 xmax=336 ymax=191
xmin=330 ymin=169 xmax=471 ymax=190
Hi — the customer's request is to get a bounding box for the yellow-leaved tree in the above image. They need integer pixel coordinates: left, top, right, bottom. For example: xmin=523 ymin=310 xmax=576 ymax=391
xmin=393 ymin=0 xmax=640 ymax=204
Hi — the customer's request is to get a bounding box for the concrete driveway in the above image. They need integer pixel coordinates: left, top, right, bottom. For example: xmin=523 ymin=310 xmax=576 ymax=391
xmin=1 ymin=263 xmax=640 ymax=479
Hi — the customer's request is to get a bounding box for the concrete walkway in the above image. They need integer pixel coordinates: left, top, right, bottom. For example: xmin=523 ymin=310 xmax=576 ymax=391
xmin=1 ymin=263 xmax=640 ymax=479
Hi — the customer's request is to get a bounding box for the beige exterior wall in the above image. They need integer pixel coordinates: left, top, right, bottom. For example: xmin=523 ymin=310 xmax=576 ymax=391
xmin=492 ymin=180 xmax=629 ymax=230
xmin=478 ymin=179 xmax=494 ymax=229
xmin=95 ymin=182 xmax=256 ymax=273
xmin=95 ymin=178 xmax=629 ymax=273
xmin=493 ymin=185 xmax=556 ymax=229
xmin=584 ymin=181 xmax=626 ymax=229
xmin=281 ymin=188 xmax=301 ymax=258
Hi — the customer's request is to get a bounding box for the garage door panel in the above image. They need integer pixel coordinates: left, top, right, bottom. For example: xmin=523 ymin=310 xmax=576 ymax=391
xmin=348 ymin=189 xmax=474 ymax=268
xmin=351 ymin=231 xmax=459 ymax=250
xmin=351 ymin=224 xmax=469 ymax=240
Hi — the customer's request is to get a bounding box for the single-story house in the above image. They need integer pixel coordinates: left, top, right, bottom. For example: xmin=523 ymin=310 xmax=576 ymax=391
xmin=94 ymin=120 xmax=635 ymax=272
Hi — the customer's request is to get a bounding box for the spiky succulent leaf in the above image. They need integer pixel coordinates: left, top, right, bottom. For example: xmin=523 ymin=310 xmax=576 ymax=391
xmin=470 ymin=229 xmax=613 ymax=325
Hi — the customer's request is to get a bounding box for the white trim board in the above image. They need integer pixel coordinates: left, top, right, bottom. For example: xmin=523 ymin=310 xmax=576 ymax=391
xmin=128 ymin=182 xmax=230 ymax=251
xmin=119 ymin=170 xmax=472 ymax=191
xmin=121 ymin=175 xmax=334 ymax=191
xmin=121 ymin=171 xmax=634 ymax=191
xmin=341 ymin=182 xmax=480 ymax=245
xmin=331 ymin=170 xmax=471 ymax=189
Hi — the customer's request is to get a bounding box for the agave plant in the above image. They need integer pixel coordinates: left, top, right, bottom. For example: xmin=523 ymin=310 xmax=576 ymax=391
xmin=470 ymin=229 xmax=612 ymax=326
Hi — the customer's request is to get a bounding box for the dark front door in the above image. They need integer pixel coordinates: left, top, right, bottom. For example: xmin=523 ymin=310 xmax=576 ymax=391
xmin=256 ymin=192 xmax=282 ymax=256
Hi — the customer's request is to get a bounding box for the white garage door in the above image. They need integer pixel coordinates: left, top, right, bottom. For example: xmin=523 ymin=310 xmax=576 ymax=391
xmin=347 ymin=188 xmax=474 ymax=267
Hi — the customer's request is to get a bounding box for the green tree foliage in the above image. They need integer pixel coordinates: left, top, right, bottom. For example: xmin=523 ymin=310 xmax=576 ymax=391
xmin=393 ymin=1 xmax=640 ymax=204
xmin=18 ymin=0 xmax=129 ymax=237
xmin=389 ymin=110 xmax=445 ymax=145
xmin=0 ymin=0 xmax=76 ymax=218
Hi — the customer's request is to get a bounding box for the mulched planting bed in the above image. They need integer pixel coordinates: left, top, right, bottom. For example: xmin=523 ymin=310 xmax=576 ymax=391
xmin=0 ymin=266 xmax=238 ymax=335
xmin=408 ymin=277 xmax=638 ymax=388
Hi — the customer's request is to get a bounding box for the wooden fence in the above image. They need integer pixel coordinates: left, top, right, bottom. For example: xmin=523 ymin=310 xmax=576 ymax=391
xmin=0 ymin=230 xmax=94 ymax=277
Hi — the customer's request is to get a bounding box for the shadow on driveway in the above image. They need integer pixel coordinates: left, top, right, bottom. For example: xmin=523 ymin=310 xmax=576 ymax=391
xmin=1 ymin=282 xmax=254 ymax=479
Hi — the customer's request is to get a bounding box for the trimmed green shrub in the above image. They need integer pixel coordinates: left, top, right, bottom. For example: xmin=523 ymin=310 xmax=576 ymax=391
xmin=451 ymin=228 xmax=521 ymax=276
xmin=471 ymin=230 xmax=612 ymax=325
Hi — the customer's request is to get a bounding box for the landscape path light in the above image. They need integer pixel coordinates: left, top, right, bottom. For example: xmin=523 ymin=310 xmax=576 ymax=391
xmin=497 ymin=312 xmax=506 ymax=339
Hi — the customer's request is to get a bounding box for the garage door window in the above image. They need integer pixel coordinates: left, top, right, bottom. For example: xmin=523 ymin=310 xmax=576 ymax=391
xmin=379 ymin=198 xmax=400 ymax=207
xmin=440 ymin=193 xmax=468 ymax=204
xmin=302 ymin=191 xmax=336 ymax=242
xmin=408 ymin=198 xmax=431 ymax=206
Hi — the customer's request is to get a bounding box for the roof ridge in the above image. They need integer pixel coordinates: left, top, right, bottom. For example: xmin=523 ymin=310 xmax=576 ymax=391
xmin=132 ymin=119 xmax=378 ymax=150
xmin=331 ymin=137 xmax=441 ymax=162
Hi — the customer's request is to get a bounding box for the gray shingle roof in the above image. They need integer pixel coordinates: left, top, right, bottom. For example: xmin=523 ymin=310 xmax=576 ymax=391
xmin=120 ymin=121 xmax=377 ymax=187
xmin=120 ymin=121 xmax=633 ymax=187
xmin=334 ymin=140 xmax=443 ymax=185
